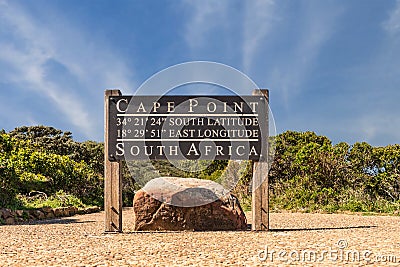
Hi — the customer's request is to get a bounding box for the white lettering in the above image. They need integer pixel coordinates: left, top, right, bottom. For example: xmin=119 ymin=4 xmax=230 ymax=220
xmin=233 ymin=102 xmax=243 ymax=113
xmin=116 ymin=99 xmax=128 ymax=113
xmin=137 ymin=102 xmax=146 ymax=113
xmin=205 ymin=145 xmax=212 ymax=155
xmin=189 ymin=99 xmax=198 ymax=112
xmin=249 ymin=146 xmax=258 ymax=156
xmin=236 ymin=146 xmax=245 ymax=156
xmin=153 ymin=102 xmax=161 ymax=112
xmin=216 ymin=146 xmax=223 ymax=155
xmin=207 ymin=101 xmax=217 ymax=112
xmin=130 ymin=146 xmax=140 ymax=156
xmin=167 ymin=102 xmax=175 ymax=112
xmin=116 ymin=143 xmax=124 ymax=156
xmin=249 ymin=102 xmax=259 ymax=112
xmin=187 ymin=143 xmax=199 ymax=155
xmin=170 ymin=146 xmax=179 ymax=156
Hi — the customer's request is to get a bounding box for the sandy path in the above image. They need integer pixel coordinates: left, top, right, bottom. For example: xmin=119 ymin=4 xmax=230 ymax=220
xmin=1 ymin=208 xmax=399 ymax=266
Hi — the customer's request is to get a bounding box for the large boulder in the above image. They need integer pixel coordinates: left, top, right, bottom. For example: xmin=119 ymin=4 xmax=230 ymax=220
xmin=133 ymin=177 xmax=247 ymax=231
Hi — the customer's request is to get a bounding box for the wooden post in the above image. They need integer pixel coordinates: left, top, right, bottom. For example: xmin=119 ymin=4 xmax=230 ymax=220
xmin=104 ymin=89 xmax=123 ymax=232
xmin=252 ymin=89 xmax=269 ymax=231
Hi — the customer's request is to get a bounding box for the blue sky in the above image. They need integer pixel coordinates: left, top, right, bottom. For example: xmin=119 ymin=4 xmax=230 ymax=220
xmin=1 ymin=0 xmax=400 ymax=146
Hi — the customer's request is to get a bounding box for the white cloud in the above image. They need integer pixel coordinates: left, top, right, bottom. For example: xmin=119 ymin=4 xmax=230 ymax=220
xmin=0 ymin=42 xmax=94 ymax=137
xmin=267 ymin=2 xmax=342 ymax=108
xmin=0 ymin=1 xmax=135 ymax=139
xmin=182 ymin=0 xmax=277 ymax=74
xmin=181 ymin=0 xmax=340 ymax=105
xmin=383 ymin=0 xmax=400 ymax=35
xmin=242 ymin=0 xmax=275 ymax=73
xmin=183 ymin=0 xmax=229 ymax=50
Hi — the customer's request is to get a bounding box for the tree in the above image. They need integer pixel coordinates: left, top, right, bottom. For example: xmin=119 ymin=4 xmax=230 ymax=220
xmin=9 ymin=125 xmax=76 ymax=156
xmin=0 ymin=133 xmax=18 ymax=207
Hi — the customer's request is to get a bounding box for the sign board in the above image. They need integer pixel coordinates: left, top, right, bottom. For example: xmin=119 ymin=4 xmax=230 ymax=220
xmin=107 ymin=95 xmax=268 ymax=161
xmin=104 ymin=90 xmax=269 ymax=233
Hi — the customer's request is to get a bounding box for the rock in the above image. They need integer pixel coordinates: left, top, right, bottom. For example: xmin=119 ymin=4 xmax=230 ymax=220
xmin=84 ymin=207 xmax=100 ymax=214
xmin=45 ymin=211 xmax=55 ymax=219
xmin=33 ymin=210 xmax=46 ymax=220
xmin=41 ymin=207 xmax=55 ymax=219
xmin=62 ymin=208 xmax=70 ymax=217
xmin=15 ymin=210 xmax=24 ymax=217
xmin=76 ymin=209 xmax=85 ymax=215
xmin=53 ymin=208 xmax=64 ymax=217
xmin=133 ymin=177 xmax=247 ymax=231
xmin=26 ymin=210 xmax=36 ymax=220
xmin=5 ymin=217 xmax=15 ymax=225
xmin=0 ymin=208 xmax=13 ymax=219
xmin=41 ymin=207 xmax=53 ymax=214
xmin=66 ymin=206 xmax=77 ymax=216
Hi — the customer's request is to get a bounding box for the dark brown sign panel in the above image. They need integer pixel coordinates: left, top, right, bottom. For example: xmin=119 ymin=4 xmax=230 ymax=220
xmin=107 ymin=95 xmax=267 ymax=161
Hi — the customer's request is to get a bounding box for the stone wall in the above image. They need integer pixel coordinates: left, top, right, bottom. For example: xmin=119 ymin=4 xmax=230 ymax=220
xmin=0 ymin=206 xmax=101 ymax=225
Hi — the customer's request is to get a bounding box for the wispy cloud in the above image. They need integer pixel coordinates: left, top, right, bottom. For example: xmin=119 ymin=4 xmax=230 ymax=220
xmin=181 ymin=1 xmax=341 ymax=106
xmin=182 ymin=0 xmax=229 ymax=50
xmin=242 ymin=0 xmax=275 ymax=73
xmin=267 ymin=2 xmax=342 ymax=107
xmin=383 ymin=0 xmax=400 ymax=35
xmin=343 ymin=0 xmax=400 ymax=144
xmin=182 ymin=0 xmax=277 ymax=74
xmin=0 ymin=1 xmax=135 ymax=139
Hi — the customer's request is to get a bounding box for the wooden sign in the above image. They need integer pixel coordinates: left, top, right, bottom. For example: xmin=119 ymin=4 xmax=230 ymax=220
xmin=104 ymin=90 xmax=269 ymax=232
xmin=107 ymin=95 xmax=268 ymax=161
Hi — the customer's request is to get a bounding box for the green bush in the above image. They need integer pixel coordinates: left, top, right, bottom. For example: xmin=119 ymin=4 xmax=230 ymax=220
xmin=16 ymin=190 xmax=85 ymax=209
xmin=2 ymin=126 xmax=400 ymax=215
xmin=1 ymin=128 xmax=103 ymax=209
xmin=268 ymin=131 xmax=400 ymax=214
xmin=0 ymin=133 xmax=19 ymax=207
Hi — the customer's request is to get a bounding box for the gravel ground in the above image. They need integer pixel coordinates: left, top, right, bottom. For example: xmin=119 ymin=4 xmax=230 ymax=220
xmin=1 ymin=208 xmax=400 ymax=266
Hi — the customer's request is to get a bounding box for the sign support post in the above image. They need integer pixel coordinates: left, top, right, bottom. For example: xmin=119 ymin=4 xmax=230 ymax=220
xmin=251 ymin=89 xmax=269 ymax=231
xmin=104 ymin=89 xmax=123 ymax=232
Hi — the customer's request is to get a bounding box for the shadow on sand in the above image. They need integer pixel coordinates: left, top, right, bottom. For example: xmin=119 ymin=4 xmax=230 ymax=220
xmin=267 ymin=225 xmax=377 ymax=232
xmin=120 ymin=225 xmax=377 ymax=234
xmin=15 ymin=218 xmax=97 ymax=226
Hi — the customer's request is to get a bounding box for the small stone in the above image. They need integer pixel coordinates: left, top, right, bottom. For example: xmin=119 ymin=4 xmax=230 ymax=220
xmin=85 ymin=207 xmax=100 ymax=214
xmin=76 ymin=209 xmax=85 ymax=215
xmin=45 ymin=212 xmax=55 ymax=219
xmin=15 ymin=210 xmax=24 ymax=217
xmin=67 ymin=206 xmax=78 ymax=216
xmin=41 ymin=207 xmax=53 ymax=214
xmin=62 ymin=208 xmax=70 ymax=217
xmin=5 ymin=217 xmax=15 ymax=225
xmin=53 ymin=208 xmax=63 ymax=217
xmin=0 ymin=208 xmax=13 ymax=219
xmin=33 ymin=210 xmax=46 ymax=220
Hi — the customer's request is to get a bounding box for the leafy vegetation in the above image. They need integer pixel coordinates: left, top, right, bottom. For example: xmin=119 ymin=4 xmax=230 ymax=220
xmin=1 ymin=126 xmax=103 ymax=209
xmin=16 ymin=190 xmax=86 ymax=209
xmin=268 ymin=131 xmax=400 ymax=214
xmin=1 ymin=126 xmax=399 ymax=215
